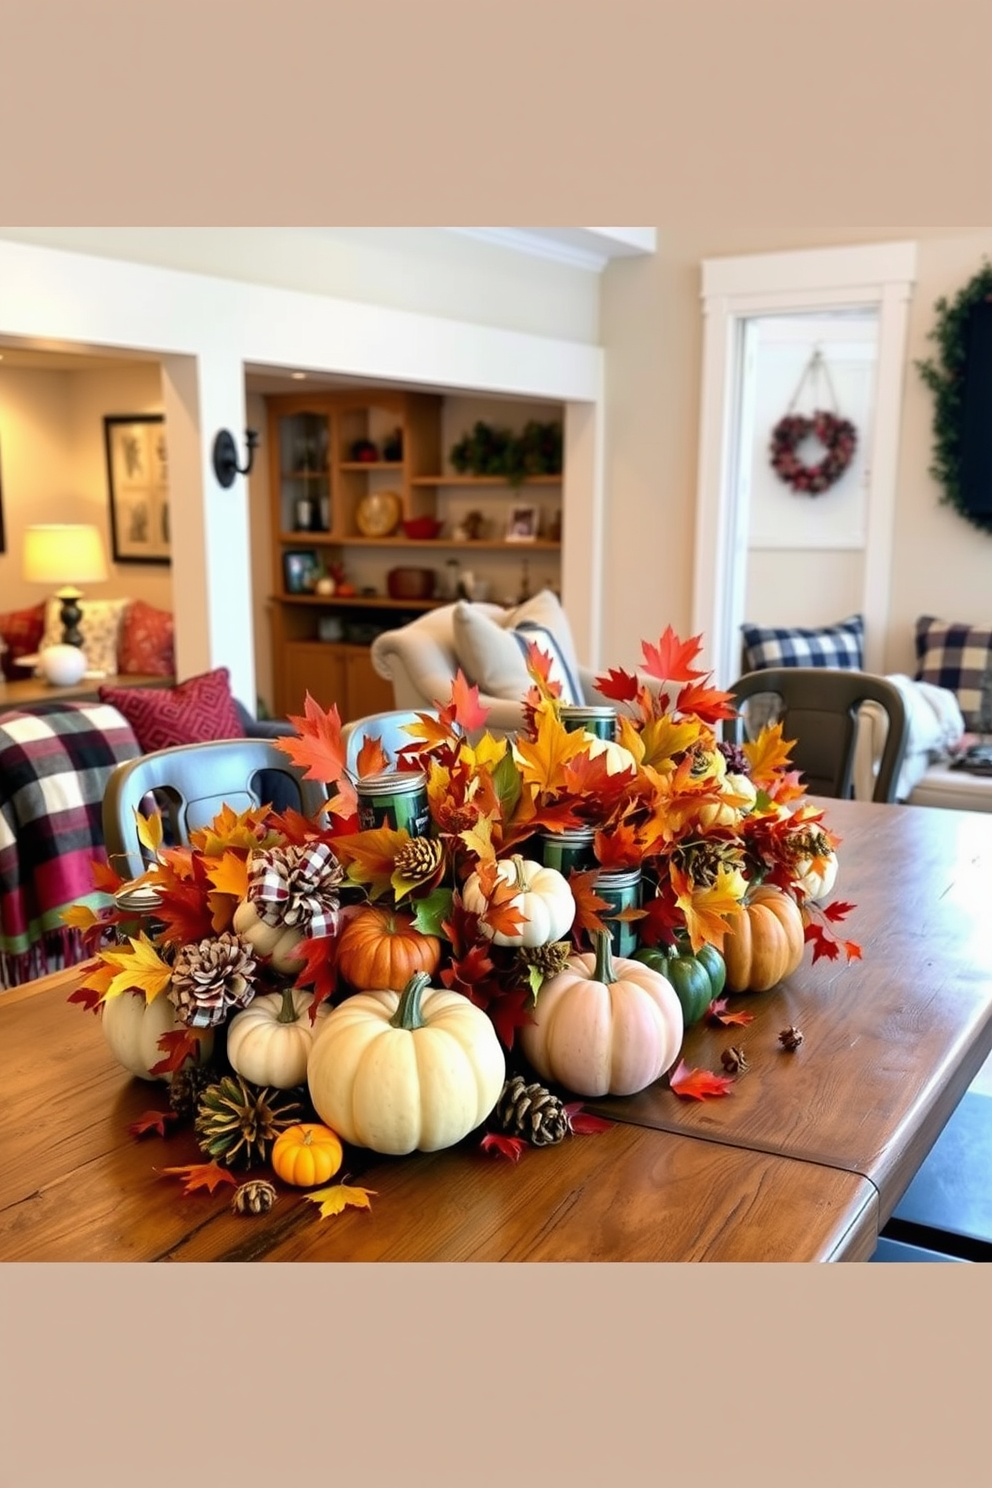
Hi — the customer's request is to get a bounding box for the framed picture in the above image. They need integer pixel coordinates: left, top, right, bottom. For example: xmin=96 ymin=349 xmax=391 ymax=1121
xmin=506 ymin=504 xmax=538 ymax=542
xmin=283 ymin=548 xmax=321 ymax=594
xmin=104 ymin=415 xmax=170 ymax=564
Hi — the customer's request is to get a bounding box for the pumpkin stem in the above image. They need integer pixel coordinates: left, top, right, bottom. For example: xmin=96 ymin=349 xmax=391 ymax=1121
xmin=511 ymin=854 xmax=529 ymax=891
xmin=390 ymin=971 xmax=431 ymax=1031
xmin=591 ymin=929 xmax=617 ymax=985
xmin=276 ymin=983 xmax=300 ymax=1024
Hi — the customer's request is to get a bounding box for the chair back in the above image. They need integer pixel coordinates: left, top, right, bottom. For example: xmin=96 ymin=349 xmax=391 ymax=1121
xmin=725 ymin=667 xmax=909 ymax=803
xmin=341 ymin=709 xmax=440 ymax=773
xmin=103 ymin=737 xmax=328 ymax=881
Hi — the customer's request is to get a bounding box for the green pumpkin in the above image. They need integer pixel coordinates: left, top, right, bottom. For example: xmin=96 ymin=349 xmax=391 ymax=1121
xmin=634 ymin=942 xmax=726 ymax=1027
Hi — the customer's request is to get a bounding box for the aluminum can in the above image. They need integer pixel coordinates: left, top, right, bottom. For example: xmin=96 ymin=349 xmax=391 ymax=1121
xmin=537 ymin=826 xmax=597 ymax=876
xmin=355 ymin=769 xmax=430 ymax=837
xmin=558 ymin=704 xmax=617 ymax=742
xmin=593 ymin=866 xmax=642 ymax=958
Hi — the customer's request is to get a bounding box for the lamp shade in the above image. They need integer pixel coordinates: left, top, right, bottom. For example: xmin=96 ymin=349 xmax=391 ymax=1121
xmin=23 ymin=524 xmax=109 ymax=587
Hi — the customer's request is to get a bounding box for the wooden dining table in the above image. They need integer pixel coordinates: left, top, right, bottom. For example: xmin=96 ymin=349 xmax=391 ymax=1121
xmin=1 ymin=796 xmax=989 ymax=1263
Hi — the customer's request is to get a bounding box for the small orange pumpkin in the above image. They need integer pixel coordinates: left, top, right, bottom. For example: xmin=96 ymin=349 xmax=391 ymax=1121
xmin=721 ymin=884 xmax=806 ymax=993
xmin=271 ymin=1123 xmax=344 ymax=1187
xmin=335 ymin=905 xmax=441 ymax=991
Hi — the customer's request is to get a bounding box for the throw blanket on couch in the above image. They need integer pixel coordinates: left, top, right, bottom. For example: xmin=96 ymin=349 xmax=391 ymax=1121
xmin=0 ymin=702 xmax=140 ymax=989
xmin=884 ymin=674 xmax=966 ymax=800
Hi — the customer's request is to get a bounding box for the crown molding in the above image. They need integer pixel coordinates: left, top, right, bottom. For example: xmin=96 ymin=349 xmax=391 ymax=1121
xmin=446 ymin=227 xmax=657 ymax=273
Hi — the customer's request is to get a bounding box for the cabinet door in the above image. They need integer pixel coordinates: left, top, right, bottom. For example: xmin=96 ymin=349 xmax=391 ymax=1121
xmin=344 ymin=646 xmax=396 ymax=722
xmin=277 ymin=642 xmax=347 ymax=719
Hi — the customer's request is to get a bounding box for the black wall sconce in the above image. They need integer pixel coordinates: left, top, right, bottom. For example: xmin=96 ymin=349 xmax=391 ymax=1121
xmin=213 ymin=428 xmax=260 ymax=488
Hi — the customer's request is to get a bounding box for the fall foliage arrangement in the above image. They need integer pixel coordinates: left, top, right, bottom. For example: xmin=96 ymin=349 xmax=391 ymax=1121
xmin=67 ymin=627 xmax=859 ymax=1220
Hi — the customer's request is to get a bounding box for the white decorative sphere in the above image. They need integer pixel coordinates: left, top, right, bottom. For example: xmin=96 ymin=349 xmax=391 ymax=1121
xmin=40 ymin=644 xmax=88 ymax=686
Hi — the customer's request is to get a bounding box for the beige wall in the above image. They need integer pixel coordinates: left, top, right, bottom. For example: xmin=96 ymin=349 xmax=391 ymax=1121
xmin=600 ymin=226 xmax=992 ymax=677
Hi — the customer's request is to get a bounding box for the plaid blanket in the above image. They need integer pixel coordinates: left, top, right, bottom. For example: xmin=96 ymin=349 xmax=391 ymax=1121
xmin=0 ymin=701 xmax=140 ymax=988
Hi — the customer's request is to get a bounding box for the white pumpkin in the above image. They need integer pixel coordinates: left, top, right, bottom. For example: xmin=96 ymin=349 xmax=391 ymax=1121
xmin=101 ymin=989 xmax=214 ymax=1082
xmin=232 ymin=898 xmax=305 ymax=974
xmin=697 ymin=771 xmax=758 ymax=828
xmin=584 ymin=733 xmax=638 ymax=777
xmin=792 ymin=849 xmax=839 ymax=901
xmin=226 ymin=985 xmax=330 ymax=1088
xmin=461 ymin=854 xmax=575 ymax=947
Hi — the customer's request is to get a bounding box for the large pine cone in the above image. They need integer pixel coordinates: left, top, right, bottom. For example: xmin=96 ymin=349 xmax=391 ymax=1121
xmin=495 ymin=1075 xmax=571 ymax=1147
xmin=168 ymin=931 xmax=257 ymax=1028
xmin=195 ymin=1074 xmax=301 ymax=1169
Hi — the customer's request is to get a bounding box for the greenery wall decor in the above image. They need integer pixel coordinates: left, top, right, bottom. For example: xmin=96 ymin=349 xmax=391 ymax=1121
xmin=916 ymin=259 xmax=992 ymax=535
xmin=449 ymin=419 xmax=563 ymax=486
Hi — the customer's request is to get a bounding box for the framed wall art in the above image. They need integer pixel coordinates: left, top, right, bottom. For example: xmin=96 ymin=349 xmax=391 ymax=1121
xmin=506 ymin=504 xmax=538 ymax=542
xmin=104 ymin=414 xmax=170 ymax=564
xmin=282 ymin=548 xmax=320 ymax=595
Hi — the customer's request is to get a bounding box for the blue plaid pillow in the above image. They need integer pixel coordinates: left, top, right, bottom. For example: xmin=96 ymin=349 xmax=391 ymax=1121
xmin=915 ymin=616 xmax=992 ymax=730
xmin=741 ymin=614 xmax=865 ymax=673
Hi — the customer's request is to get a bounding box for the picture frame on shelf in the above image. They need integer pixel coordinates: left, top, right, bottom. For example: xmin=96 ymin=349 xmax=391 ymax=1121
xmin=283 ymin=549 xmax=321 ymax=595
xmin=104 ymin=415 xmax=170 ymax=564
xmin=506 ymin=505 xmax=538 ymax=542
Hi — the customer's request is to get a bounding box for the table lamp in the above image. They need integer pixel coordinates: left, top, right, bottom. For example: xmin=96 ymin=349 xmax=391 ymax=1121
xmin=23 ymin=524 xmax=109 ymax=685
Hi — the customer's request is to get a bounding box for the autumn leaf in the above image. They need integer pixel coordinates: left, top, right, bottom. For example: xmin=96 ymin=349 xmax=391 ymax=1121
xmin=668 ymin=1059 xmax=735 ymax=1100
xmin=91 ymin=859 xmax=125 ymax=894
xmin=568 ymin=868 xmax=612 ymax=942
xmin=102 ymin=934 xmax=173 ymax=1002
xmin=135 ymin=807 xmax=165 ymax=859
xmin=448 ymin=670 xmax=490 ymax=733
xmin=204 ymin=850 xmax=250 ymax=902
xmin=410 ymin=886 xmax=454 ymax=939
xmin=481 ymin=1133 xmax=526 ymax=1162
xmin=706 ymin=998 xmax=755 ymax=1028
xmin=149 ymin=1027 xmax=212 ymax=1076
xmin=61 ymin=903 xmax=103 ymax=933
xmin=675 ymin=679 xmax=738 ymax=724
xmin=352 ymin=733 xmax=390 ymax=778
xmin=563 ymin=1104 xmax=613 ymax=1135
xmin=743 ymin=721 xmax=797 ymax=785
xmin=821 ymin=899 xmax=857 ymax=922
xmin=277 ymin=694 xmax=347 ymax=784
xmin=304 ymin=1183 xmax=376 ymax=1219
xmin=669 ymin=861 xmax=747 ymax=953
xmin=334 ymin=826 xmax=409 ymax=900
xmin=67 ymin=983 xmax=104 ymax=1012
xmin=640 ymin=627 xmax=708 ymax=684
xmin=289 ymin=934 xmax=338 ymax=1017
xmin=128 ymin=1109 xmax=180 ymax=1139
xmin=459 ymin=813 xmax=498 ymax=866
xmin=513 ymin=707 xmax=591 ymax=796
xmin=157 ymin=1161 xmax=238 ymax=1195
xmin=592 ymin=666 xmax=641 ymax=704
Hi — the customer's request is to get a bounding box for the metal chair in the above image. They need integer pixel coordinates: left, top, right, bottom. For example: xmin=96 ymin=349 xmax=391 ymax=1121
xmin=340 ymin=709 xmax=441 ymax=773
xmin=103 ymin=737 xmax=328 ymax=881
xmin=725 ymin=666 xmax=909 ymax=803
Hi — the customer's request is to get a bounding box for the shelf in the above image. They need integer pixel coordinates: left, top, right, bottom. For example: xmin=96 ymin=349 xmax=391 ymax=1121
xmin=411 ymin=474 xmax=562 ymax=487
xmin=282 ymin=469 xmax=330 ymax=480
xmin=277 ymin=532 xmax=560 ymax=551
xmin=273 ymin=593 xmax=443 ymax=611
xmin=338 ymin=461 xmax=404 ymax=472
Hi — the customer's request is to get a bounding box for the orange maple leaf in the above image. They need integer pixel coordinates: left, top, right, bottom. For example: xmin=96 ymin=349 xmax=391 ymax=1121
xmin=276 ymin=693 xmax=347 ymax=783
xmin=675 ymin=679 xmax=738 ymax=724
xmin=355 ymin=734 xmax=391 ymax=777
xmin=669 ymin=1059 xmax=735 ymax=1100
xmin=705 ymin=998 xmax=755 ymax=1028
xmin=157 ymin=1161 xmax=238 ymax=1195
xmin=640 ymin=627 xmax=708 ymax=684
xmin=568 ymin=868 xmax=613 ymax=942
xmin=743 ymin=721 xmax=797 ymax=785
xmin=128 ymin=1109 xmax=180 ymax=1139
xmin=91 ymin=859 xmax=125 ymax=893
xmin=669 ymin=861 xmax=747 ymax=953
xmin=149 ymin=1027 xmax=212 ymax=1076
xmin=448 ymin=670 xmax=490 ymax=732
xmin=334 ymin=826 xmax=408 ymax=899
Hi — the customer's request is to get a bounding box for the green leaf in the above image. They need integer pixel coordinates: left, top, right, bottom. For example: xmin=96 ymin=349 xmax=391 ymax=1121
xmin=491 ymin=749 xmax=523 ymax=820
xmin=411 ymin=886 xmax=454 ymax=939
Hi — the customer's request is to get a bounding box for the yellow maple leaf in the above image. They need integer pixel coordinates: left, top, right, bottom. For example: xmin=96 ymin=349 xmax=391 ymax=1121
xmin=334 ymin=826 xmax=408 ymax=899
xmin=61 ymin=903 xmax=102 ymax=932
xmin=513 ymin=706 xmax=591 ymax=796
xmin=102 ymin=933 xmax=173 ymax=1002
xmin=190 ymin=803 xmax=272 ymax=858
xmin=670 ymin=861 xmax=747 ymax=953
xmin=205 ymin=850 xmax=250 ymax=901
xmin=638 ymin=714 xmax=704 ymax=771
xmin=744 ymin=721 xmax=797 ymax=787
xmin=305 ymin=1183 xmax=377 ymax=1219
xmin=459 ymin=813 xmax=497 ymax=865
xmin=135 ymin=808 xmax=164 ymax=858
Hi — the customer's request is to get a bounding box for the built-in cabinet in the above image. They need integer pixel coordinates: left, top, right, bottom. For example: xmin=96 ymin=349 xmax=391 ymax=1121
xmin=266 ymin=387 xmax=564 ymax=719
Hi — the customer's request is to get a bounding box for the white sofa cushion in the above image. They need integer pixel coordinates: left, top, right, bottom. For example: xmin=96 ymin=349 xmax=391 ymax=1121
xmin=452 ymin=590 xmax=584 ymax=705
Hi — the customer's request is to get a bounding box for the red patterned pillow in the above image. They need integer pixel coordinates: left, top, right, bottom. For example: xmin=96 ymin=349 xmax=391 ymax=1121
xmin=118 ymin=599 xmax=175 ymax=677
xmin=98 ymin=667 xmax=246 ymax=753
xmin=0 ymin=602 xmax=47 ymax=680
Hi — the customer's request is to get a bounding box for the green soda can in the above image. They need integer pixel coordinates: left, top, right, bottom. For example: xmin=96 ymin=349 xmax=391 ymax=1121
xmin=558 ymin=704 xmax=617 ymax=742
xmin=593 ymin=867 xmax=642 ymax=959
xmin=355 ymin=769 xmax=430 ymax=837
xmin=537 ymin=826 xmax=597 ymax=876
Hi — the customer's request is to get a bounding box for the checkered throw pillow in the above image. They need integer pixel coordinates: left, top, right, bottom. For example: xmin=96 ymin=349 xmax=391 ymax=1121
xmin=915 ymin=616 xmax=992 ymax=730
xmin=741 ymin=614 xmax=865 ymax=673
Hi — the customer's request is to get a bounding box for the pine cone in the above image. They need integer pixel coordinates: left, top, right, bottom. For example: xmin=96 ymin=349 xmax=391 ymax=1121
xmin=247 ymin=841 xmax=343 ymax=938
xmin=393 ymin=836 xmax=444 ymax=887
xmin=231 ymin=1179 xmax=278 ymax=1216
xmin=168 ymin=1060 xmax=219 ymax=1118
xmin=168 ymin=931 xmax=257 ymax=1028
xmin=495 ymin=1075 xmax=571 ymax=1147
xmin=515 ymin=940 xmax=572 ymax=981
xmin=195 ymin=1074 xmax=301 ymax=1169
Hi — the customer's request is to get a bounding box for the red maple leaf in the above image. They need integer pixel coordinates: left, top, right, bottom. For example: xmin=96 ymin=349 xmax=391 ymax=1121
xmin=705 ymin=998 xmax=755 ymax=1028
xmin=355 ymin=735 xmax=391 ymax=778
xmin=669 ymin=1059 xmax=735 ymax=1100
xmin=67 ymin=984 xmax=104 ymax=1013
xmin=481 ymin=1133 xmax=526 ymax=1162
xmin=640 ymin=627 xmax=708 ymax=684
xmin=92 ymin=859 xmax=125 ymax=893
xmin=674 ymin=679 xmax=738 ymax=724
xmin=592 ymin=666 xmax=641 ymax=703
xmin=484 ymin=986 xmax=537 ymax=1051
xmin=128 ymin=1109 xmax=180 ymax=1139
xmin=821 ymin=899 xmax=857 ymax=922
xmin=567 ymin=868 xmax=612 ymax=943
xmin=447 ymin=670 xmax=490 ymax=733
xmin=149 ymin=1027 xmax=209 ymax=1077
xmin=290 ymin=933 xmax=340 ymax=1018
xmin=563 ymin=1104 xmax=613 ymax=1134
xmin=157 ymin=1161 xmax=238 ymax=1195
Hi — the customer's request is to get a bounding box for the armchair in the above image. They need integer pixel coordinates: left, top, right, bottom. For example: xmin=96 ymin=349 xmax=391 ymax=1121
xmin=370 ymin=592 xmax=624 ymax=736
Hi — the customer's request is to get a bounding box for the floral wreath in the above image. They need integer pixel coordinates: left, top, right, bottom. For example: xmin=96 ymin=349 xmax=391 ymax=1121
xmin=769 ymin=408 xmax=858 ymax=496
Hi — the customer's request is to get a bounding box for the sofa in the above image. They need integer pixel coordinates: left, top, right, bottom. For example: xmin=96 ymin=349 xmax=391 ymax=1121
xmin=0 ymin=669 xmax=297 ymax=990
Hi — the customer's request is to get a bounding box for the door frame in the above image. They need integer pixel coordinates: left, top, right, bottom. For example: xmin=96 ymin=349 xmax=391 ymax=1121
xmin=691 ymin=240 xmax=917 ymax=688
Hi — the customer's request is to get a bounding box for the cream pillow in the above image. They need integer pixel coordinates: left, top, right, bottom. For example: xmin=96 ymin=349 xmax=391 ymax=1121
xmin=452 ymin=590 xmax=583 ymax=704
xmin=40 ymin=596 xmax=129 ymax=676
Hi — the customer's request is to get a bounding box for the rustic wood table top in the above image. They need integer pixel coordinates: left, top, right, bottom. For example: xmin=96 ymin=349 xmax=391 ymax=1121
xmin=0 ymin=673 xmax=172 ymax=709
xmin=0 ymin=797 xmax=986 ymax=1263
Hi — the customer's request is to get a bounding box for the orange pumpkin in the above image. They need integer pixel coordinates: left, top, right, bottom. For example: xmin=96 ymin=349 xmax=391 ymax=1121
xmin=271 ymin=1123 xmax=344 ymax=1188
xmin=721 ymin=884 xmax=806 ymax=993
xmin=335 ymin=905 xmax=441 ymax=991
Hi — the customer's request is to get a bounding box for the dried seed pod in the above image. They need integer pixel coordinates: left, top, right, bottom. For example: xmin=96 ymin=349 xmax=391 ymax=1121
xmin=720 ymin=1045 xmax=749 ymax=1074
xmin=232 ymin=1178 xmax=278 ymax=1216
xmin=779 ymin=1026 xmax=804 ymax=1052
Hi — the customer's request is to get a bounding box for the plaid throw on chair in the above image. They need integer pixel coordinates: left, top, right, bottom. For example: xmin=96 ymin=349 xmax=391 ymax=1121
xmin=0 ymin=701 xmax=140 ymax=988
